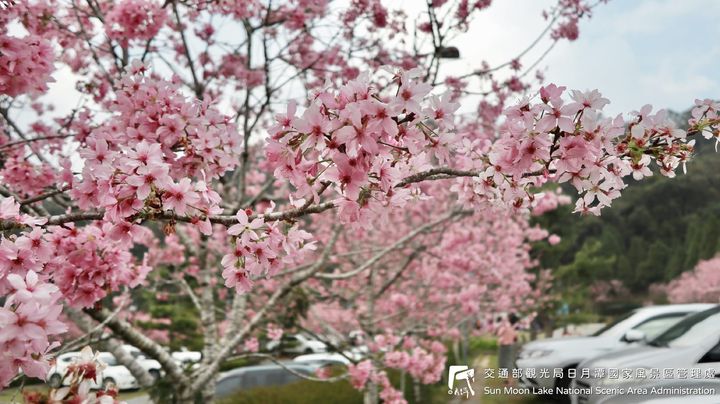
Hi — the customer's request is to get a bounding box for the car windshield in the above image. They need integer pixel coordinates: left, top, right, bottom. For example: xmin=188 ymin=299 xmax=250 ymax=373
xmin=592 ymin=311 xmax=636 ymax=337
xmin=649 ymin=306 xmax=720 ymax=348
xmin=98 ymin=353 xmax=118 ymax=366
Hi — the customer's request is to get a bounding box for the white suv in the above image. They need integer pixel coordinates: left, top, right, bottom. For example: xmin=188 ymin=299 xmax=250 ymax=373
xmin=266 ymin=334 xmax=328 ymax=354
xmin=48 ymin=346 xmax=162 ymax=390
xmin=516 ymin=304 xmax=714 ymax=396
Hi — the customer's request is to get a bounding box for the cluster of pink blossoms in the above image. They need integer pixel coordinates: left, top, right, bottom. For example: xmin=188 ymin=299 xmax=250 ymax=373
xmin=347 ymin=337 xmax=445 ymax=404
xmin=347 ymin=360 xmax=404 ymax=404
xmin=0 ymin=33 xmax=54 ymax=97
xmin=0 ymin=197 xmax=46 ymax=228
xmin=105 ymin=0 xmax=167 ymax=47
xmin=0 ymin=199 xmax=67 ymax=387
xmin=374 ymin=335 xmax=447 ymax=385
xmin=471 ymin=84 xmax=704 ymax=215
xmin=265 ymin=323 xmax=284 ymax=341
xmin=266 ymin=68 xmax=459 ymax=227
xmin=220 ymin=207 xmax=316 ymax=294
xmin=217 ymin=54 xmax=265 ymax=89
xmin=0 ymin=195 xmax=153 ymax=387
xmin=664 ymin=257 xmax=720 ymax=304
xmin=690 ymin=98 xmax=720 ymax=148
xmin=0 ymin=141 xmax=64 ymax=199
xmin=300 ymin=195 xmax=548 ymax=401
xmin=72 ymin=63 xmax=316 ymax=295
xmin=49 ymin=223 xmax=152 ymax=307
xmin=74 ymin=62 xmax=240 ymax=230
xmin=266 ymin=68 xmax=717 ymax=220
xmin=208 ymin=0 xmax=262 ymax=20
xmin=0 ymin=269 xmax=66 ymax=388
xmin=531 ymin=188 xmax=572 ymax=216
xmin=548 ymin=0 xmax=591 ymax=41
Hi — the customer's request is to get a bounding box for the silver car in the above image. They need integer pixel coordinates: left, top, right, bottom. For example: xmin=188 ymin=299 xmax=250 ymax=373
xmin=571 ymin=305 xmax=720 ymax=404
xmin=215 ymin=363 xmax=319 ymax=399
xmin=516 ymin=304 xmax=714 ymax=395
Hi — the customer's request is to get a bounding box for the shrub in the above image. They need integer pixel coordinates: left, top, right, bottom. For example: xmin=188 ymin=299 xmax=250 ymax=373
xmin=217 ymin=379 xmax=362 ymax=404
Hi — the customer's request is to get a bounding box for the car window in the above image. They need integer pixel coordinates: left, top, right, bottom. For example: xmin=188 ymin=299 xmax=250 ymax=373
xmin=592 ymin=311 xmax=636 ymax=336
xmin=650 ymin=306 xmax=720 ymax=348
xmin=241 ymin=367 xmax=308 ymax=389
xmin=268 ymin=369 xmax=295 ymax=385
xmin=216 ymin=375 xmax=242 ymax=397
xmin=243 ymin=370 xmax=269 ymax=389
xmin=98 ymin=353 xmax=118 ymax=366
xmin=699 ymin=342 xmax=720 ymax=363
xmin=630 ymin=313 xmax=689 ymax=340
xmin=281 ymin=336 xmax=301 ymax=348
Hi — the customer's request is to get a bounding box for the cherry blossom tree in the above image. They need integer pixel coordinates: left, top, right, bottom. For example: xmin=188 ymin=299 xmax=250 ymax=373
xmin=1 ymin=0 xmax=719 ymax=403
xmin=663 ymin=257 xmax=720 ymax=304
xmin=297 ymin=186 xmax=555 ymax=403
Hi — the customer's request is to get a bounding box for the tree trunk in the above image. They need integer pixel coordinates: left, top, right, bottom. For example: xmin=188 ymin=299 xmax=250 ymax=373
xmin=413 ymin=378 xmax=422 ymax=403
xmin=461 ymin=320 xmax=469 ymax=364
xmin=175 ymin=385 xmax=196 ymax=404
xmin=199 ymin=372 xmax=218 ymax=404
xmin=452 ymin=339 xmax=460 ymax=364
xmin=544 ymin=316 xmax=555 ymax=338
xmin=363 ymin=380 xmax=379 ymax=404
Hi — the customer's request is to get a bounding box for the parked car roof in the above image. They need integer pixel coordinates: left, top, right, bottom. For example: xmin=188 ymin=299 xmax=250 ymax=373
xmin=293 ymin=352 xmax=353 ymax=365
xmin=219 ymin=362 xmax=317 ymax=378
xmin=634 ymin=303 xmax=716 ymax=313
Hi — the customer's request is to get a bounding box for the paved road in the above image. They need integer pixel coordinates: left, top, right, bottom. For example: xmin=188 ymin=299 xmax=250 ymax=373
xmin=125 ymin=395 xmax=152 ymax=404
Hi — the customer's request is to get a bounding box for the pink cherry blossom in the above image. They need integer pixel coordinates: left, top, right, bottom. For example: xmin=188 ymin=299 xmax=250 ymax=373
xmin=105 ymin=0 xmax=167 ymax=47
xmin=226 ymin=210 xmax=264 ymax=237
xmin=6 ymin=271 xmax=56 ymax=305
xmin=163 ymin=179 xmax=201 ymax=216
xmin=243 ymin=337 xmax=260 ymax=353
xmin=0 ymin=35 xmax=54 ymax=97
xmin=662 ymin=257 xmax=720 ymax=304
xmin=348 ymin=360 xmax=374 ymax=389
xmin=266 ymin=324 xmax=283 ymax=341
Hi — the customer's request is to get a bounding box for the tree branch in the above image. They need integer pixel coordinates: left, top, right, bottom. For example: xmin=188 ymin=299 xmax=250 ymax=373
xmin=5 ymin=168 xmax=480 ymax=230
xmin=314 ymin=210 xmax=468 ymax=280
xmin=373 ymin=247 xmax=425 ymax=300
xmin=172 ymin=1 xmax=203 ymax=99
xmin=191 ymin=228 xmax=341 ymax=392
xmin=394 ymin=168 xmax=478 ymax=188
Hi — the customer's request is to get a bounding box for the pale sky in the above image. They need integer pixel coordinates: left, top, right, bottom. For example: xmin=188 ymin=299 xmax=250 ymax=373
xmin=442 ymin=0 xmax=720 ymax=116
